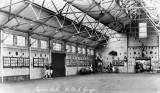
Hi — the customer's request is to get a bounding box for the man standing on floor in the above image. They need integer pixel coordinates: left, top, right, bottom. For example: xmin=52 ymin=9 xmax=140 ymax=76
xmin=50 ymin=63 xmax=53 ymax=79
xmin=44 ymin=63 xmax=50 ymax=79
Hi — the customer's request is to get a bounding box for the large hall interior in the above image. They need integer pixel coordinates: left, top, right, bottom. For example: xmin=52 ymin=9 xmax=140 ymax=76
xmin=0 ymin=0 xmax=160 ymax=93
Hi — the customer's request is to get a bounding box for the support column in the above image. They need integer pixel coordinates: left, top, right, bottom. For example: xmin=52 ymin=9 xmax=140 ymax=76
xmin=158 ymin=35 xmax=160 ymax=67
xmin=76 ymin=43 xmax=79 ymax=74
xmin=86 ymin=45 xmax=88 ymax=66
xmin=63 ymin=41 xmax=66 ymax=67
xmin=49 ymin=38 xmax=52 ymax=64
xmin=127 ymin=33 xmax=129 ymax=73
xmin=0 ymin=29 xmax=4 ymax=83
xmin=28 ymin=33 xmax=32 ymax=80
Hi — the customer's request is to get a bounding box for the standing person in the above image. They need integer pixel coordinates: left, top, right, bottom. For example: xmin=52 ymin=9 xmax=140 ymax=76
xmin=140 ymin=63 xmax=144 ymax=73
xmin=49 ymin=64 xmax=53 ymax=79
xmin=43 ymin=63 xmax=50 ymax=79
xmin=110 ymin=62 xmax=113 ymax=73
xmin=94 ymin=57 xmax=98 ymax=73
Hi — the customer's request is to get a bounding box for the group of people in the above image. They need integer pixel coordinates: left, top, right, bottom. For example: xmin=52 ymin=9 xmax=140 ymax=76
xmin=43 ymin=63 xmax=53 ymax=79
xmin=135 ymin=62 xmax=144 ymax=73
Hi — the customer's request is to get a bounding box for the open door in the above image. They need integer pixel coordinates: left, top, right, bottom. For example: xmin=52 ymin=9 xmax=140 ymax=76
xmin=135 ymin=58 xmax=151 ymax=72
xmin=51 ymin=52 xmax=66 ymax=77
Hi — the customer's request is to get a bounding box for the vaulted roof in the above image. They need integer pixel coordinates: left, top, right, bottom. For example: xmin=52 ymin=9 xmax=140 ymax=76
xmin=0 ymin=0 xmax=160 ymax=48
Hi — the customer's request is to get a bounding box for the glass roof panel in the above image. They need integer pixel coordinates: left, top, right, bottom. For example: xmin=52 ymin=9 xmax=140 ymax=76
xmin=29 ymin=0 xmax=111 ymax=36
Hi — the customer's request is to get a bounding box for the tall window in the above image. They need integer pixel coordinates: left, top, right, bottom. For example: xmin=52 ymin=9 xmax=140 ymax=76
xmin=53 ymin=43 xmax=62 ymax=51
xmin=71 ymin=46 xmax=76 ymax=53
xmin=82 ymin=48 xmax=86 ymax=54
xmin=66 ymin=45 xmax=71 ymax=52
xmin=3 ymin=33 xmax=13 ymax=45
xmin=31 ymin=38 xmax=38 ymax=48
xmin=41 ymin=40 xmax=47 ymax=49
xmin=78 ymin=47 xmax=82 ymax=54
xmin=91 ymin=49 xmax=94 ymax=55
xmin=17 ymin=36 xmax=25 ymax=46
xmin=87 ymin=49 xmax=90 ymax=55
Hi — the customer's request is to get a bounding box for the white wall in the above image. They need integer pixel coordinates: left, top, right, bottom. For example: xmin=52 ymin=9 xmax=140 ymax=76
xmin=96 ymin=32 xmax=127 ymax=73
xmin=128 ymin=31 xmax=159 ymax=72
xmin=96 ymin=28 xmax=160 ymax=73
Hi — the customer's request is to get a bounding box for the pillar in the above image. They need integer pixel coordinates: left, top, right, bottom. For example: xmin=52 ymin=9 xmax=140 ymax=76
xmin=0 ymin=29 xmax=4 ymax=83
xmin=28 ymin=33 xmax=32 ymax=79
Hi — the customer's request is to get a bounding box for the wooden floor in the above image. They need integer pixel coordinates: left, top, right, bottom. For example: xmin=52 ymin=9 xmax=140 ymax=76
xmin=0 ymin=73 xmax=160 ymax=93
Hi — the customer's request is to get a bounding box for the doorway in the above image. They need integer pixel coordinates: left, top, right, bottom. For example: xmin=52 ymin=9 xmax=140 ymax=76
xmin=135 ymin=58 xmax=151 ymax=72
xmin=51 ymin=52 xmax=66 ymax=77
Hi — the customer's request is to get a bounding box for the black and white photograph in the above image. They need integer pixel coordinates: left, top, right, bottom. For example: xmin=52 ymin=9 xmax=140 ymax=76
xmin=0 ymin=0 xmax=160 ymax=93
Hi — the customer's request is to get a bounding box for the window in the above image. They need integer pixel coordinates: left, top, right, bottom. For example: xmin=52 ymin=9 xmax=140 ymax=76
xmin=17 ymin=36 xmax=25 ymax=46
xmin=31 ymin=38 xmax=38 ymax=48
xmin=40 ymin=40 xmax=47 ymax=49
xmin=3 ymin=33 xmax=13 ymax=45
xmin=66 ymin=45 xmax=71 ymax=52
xmin=78 ymin=47 xmax=82 ymax=54
xmin=71 ymin=46 xmax=76 ymax=53
xmin=82 ymin=48 xmax=86 ymax=54
xmin=87 ymin=49 xmax=90 ymax=55
xmin=91 ymin=49 xmax=94 ymax=55
xmin=53 ymin=43 xmax=62 ymax=51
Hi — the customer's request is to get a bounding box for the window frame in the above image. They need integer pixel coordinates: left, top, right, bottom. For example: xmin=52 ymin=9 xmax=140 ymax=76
xmin=16 ymin=35 xmax=26 ymax=47
xmin=31 ymin=38 xmax=38 ymax=48
xmin=40 ymin=40 xmax=47 ymax=49
xmin=53 ymin=42 xmax=62 ymax=51
xmin=3 ymin=33 xmax=14 ymax=45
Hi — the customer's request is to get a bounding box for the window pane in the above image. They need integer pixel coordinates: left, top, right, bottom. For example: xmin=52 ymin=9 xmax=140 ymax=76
xmin=41 ymin=40 xmax=47 ymax=49
xmin=91 ymin=49 xmax=94 ymax=55
xmin=87 ymin=49 xmax=90 ymax=55
xmin=17 ymin=36 xmax=25 ymax=46
xmin=78 ymin=47 xmax=82 ymax=54
xmin=66 ymin=45 xmax=71 ymax=52
xmin=31 ymin=38 xmax=38 ymax=48
xmin=82 ymin=48 xmax=86 ymax=54
xmin=71 ymin=46 xmax=76 ymax=53
xmin=53 ymin=43 xmax=62 ymax=51
xmin=3 ymin=33 xmax=13 ymax=45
